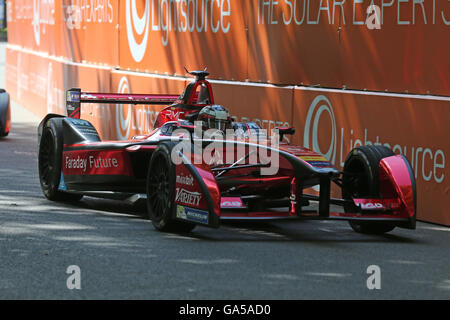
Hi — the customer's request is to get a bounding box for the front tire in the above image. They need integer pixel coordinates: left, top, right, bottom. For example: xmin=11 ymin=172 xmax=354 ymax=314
xmin=146 ymin=142 xmax=195 ymax=233
xmin=348 ymin=221 xmax=396 ymax=235
xmin=38 ymin=118 xmax=83 ymax=202
xmin=342 ymin=145 xmax=395 ymax=235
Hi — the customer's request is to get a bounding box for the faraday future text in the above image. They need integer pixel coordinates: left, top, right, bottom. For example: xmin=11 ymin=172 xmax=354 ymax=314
xmin=178 ymin=304 xmax=270 ymax=317
xmin=65 ymin=156 xmax=119 ymax=172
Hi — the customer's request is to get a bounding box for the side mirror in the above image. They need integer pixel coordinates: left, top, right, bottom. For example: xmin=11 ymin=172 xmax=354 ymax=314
xmin=276 ymin=127 xmax=295 ymax=142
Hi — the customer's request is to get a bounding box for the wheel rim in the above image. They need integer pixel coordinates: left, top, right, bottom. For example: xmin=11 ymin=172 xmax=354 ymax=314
xmin=147 ymin=155 xmax=171 ymax=220
xmin=39 ymin=130 xmax=55 ymax=188
xmin=344 ymin=158 xmax=369 ymax=198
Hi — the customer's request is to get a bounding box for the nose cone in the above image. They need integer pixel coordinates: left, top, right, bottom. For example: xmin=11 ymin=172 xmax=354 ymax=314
xmin=279 ymin=144 xmax=338 ymax=170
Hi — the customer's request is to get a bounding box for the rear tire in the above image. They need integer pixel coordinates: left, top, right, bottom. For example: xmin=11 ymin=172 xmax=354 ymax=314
xmin=0 ymin=90 xmax=9 ymax=137
xmin=146 ymin=142 xmax=196 ymax=233
xmin=343 ymin=145 xmax=395 ymax=235
xmin=38 ymin=118 xmax=83 ymax=202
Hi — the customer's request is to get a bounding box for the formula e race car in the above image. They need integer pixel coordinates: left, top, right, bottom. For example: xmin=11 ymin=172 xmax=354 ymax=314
xmin=0 ymin=89 xmax=11 ymax=137
xmin=37 ymin=71 xmax=416 ymax=235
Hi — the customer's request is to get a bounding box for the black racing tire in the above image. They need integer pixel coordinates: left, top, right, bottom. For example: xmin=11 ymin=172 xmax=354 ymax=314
xmin=38 ymin=118 xmax=83 ymax=202
xmin=146 ymin=142 xmax=196 ymax=233
xmin=0 ymin=90 xmax=9 ymax=137
xmin=342 ymin=145 xmax=395 ymax=235
xmin=348 ymin=220 xmax=396 ymax=235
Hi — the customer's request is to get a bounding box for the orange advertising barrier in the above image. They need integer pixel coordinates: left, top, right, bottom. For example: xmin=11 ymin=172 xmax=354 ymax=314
xmin=245 ymin=0 xmax=450 ymax=95
xmin=116 ymin=0 xmax=450 ymax=95
xmin=118 ymin=0 xmax=248 ymax=80
xmin=7 ymin=0 xmax=450 ymax=95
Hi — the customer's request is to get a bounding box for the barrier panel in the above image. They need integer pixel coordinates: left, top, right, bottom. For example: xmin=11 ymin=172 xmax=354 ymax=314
xmin=118 ymin=0 xmax=248 ymax=80
xmin=246 ymin=0 xmax=450 ymax=95
xmin=7 ymin=0 xmax=450 ymax=95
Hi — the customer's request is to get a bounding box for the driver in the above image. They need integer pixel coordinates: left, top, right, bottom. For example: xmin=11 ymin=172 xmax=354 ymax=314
xmin=197 ymin=105 xmax=231 ymax=132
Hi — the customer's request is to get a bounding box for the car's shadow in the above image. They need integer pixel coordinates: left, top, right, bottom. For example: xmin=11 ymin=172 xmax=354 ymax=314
xmin=65 ymin=196 xmax=420 ymax=244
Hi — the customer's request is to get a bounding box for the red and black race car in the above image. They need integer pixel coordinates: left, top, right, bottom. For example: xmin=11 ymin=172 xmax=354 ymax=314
xmin=0 ymin=89 xmax=11 ymax=137
xmin=37 ymin=71 xmax=416 ymax=235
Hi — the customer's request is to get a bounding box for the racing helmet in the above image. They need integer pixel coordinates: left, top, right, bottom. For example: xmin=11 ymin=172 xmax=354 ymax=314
xmin=197 ymin=105 xmax=231 ymax=131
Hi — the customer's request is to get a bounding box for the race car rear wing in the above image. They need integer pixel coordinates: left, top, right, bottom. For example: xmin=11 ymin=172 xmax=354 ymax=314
xmin=66 ymin=88 xmax=180 ymax=119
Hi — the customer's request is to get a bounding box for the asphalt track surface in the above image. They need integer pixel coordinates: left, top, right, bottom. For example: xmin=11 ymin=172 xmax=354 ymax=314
xmin=1 ymin=45 xmax=450 ymax=300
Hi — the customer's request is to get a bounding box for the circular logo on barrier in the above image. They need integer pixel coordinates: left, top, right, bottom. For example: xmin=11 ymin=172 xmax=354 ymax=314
xmin=126 ymin=0 xmax=150 ymax=63
xmin=33 ymin=0 xmax=40 ymax=46
xmin=116 ymin=77 xmax=132 ymax=140
xmin=303 ymin=95 xmax=337 ymax=165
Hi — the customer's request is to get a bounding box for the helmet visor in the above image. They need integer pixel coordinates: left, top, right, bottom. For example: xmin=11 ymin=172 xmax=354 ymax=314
xmin=207 ymin=118 xmax=229 ymax=131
